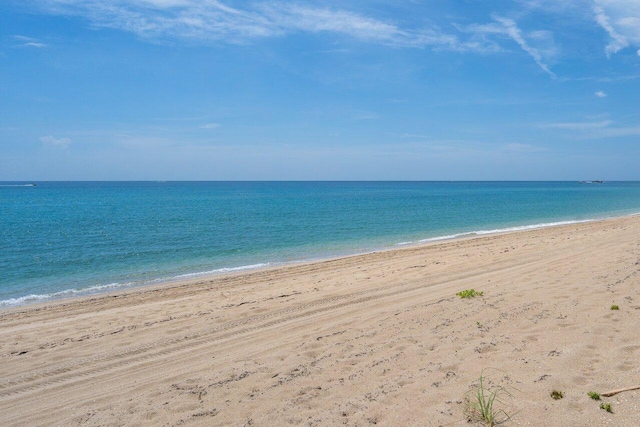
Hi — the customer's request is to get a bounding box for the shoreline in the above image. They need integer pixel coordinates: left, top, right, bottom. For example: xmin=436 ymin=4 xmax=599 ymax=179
xmin=3 ymin=211 xmax=638 ymax=310
xmin=1 ymin=214 xmax=639 ymax=425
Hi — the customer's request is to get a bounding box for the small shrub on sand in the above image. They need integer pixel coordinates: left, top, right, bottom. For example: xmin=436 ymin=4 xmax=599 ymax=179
xmin=457 ymin=289 xmax=484 ymax=299
xmin=550 ymin=390 xmax=564 ymax=400
xmin=610 ymin=305 xmax=619 ymax=310
xmin=587 ymin=391 xmax=601 ymax=400
xmin=600 ymin=402 xmax=613 ymax=413
xmin=465 ymin=371 xmax=511 ymax=426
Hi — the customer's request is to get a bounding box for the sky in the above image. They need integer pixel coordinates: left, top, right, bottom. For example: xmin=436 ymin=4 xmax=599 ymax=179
xmin=0 ymin=0 xmax=639 ymax=180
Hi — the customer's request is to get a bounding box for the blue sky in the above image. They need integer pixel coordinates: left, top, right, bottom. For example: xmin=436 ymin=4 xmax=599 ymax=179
xmin=1 ymin=0 xmax=639 ymax=180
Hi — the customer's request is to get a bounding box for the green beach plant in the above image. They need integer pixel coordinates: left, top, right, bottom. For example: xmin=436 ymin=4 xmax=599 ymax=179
xmin=465 ymin=370 xmax=511 ymax=426
xmin=587 ymin=391 xmax=601 ymax=400
xmin=610 ymin=305 xmax=619 ymax=310
xmin=457 ymin=289 xmax=484 ymax=299
xmin=600 ymin=402 xmax=613 ymax=413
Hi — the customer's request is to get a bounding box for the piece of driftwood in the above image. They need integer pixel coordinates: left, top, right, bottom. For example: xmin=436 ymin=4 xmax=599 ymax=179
xmin=601 ymin=385 xmax=640 ymax=397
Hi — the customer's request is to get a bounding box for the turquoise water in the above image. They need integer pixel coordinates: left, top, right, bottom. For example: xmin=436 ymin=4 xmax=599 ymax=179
xmin=2 ymin=181 xmax=640 ymax=307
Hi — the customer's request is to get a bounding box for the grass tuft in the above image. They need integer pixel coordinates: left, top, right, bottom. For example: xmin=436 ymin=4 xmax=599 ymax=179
xmin=465 ymin=370 xmax=511 ymax=426
xmin=550 ymin=390 xmax=564 ymax=400
xmin=610 ymin=305 xmax=619 ymax=310
xmin=457 ymin=289 xmax=484 ymax=299
xmin=600 ymin=402 xmax=613 ymax=413
xmin=587 ymin=391 xmax=600 ymax=400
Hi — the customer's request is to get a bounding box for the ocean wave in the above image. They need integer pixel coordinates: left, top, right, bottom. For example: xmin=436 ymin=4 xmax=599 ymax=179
xmin=415 ymin=219 xmax=594 ymax=244
xmin=174 ymin=263 xmax=271 ymax=278
xmin=0 ymin=282 xmax=135 ymax=307
xmin=1 ymin=263 xmax=272 ymax=307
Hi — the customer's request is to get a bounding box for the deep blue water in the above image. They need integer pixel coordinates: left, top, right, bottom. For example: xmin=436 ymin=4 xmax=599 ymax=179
xmin=2 ymin=181 xmax=640 ymax=307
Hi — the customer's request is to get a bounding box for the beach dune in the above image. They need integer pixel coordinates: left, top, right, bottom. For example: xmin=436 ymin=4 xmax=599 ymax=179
xmin=1 ymin=216 xmax=640 ymax=426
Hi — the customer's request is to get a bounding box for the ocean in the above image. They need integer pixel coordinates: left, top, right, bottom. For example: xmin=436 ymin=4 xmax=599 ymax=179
xmin=2 ymin=181 xmax=640 ymax=307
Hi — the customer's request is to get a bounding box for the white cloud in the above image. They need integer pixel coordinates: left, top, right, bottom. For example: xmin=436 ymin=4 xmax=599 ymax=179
xmin=40 ymin=135 xmax=71 ymax=148
xmin=12 ymin=35 xmax=48 ymax=48
xmin=594 ymin=90 xmax=607 ymax=97
xmin=25 ymin=1 xmax=497 ymax=52
xmin=465 ymin=16 xmax=556 ymax=76
xmin=592 ymin=126 xmax=640 ymax=138
xmin=352 ymin=111 xmax=380 ymax=120
xmin=539 ymin=120 xmax=612 ymax=130
xmin=594 ymin=1 xmax=640 ymax=57
xmin=539 ymin=119 xmax=640 ymax=138
xmin=200 ymin=123 xmax=220 ymax=129
xmin=401 ymin=133 xmax=429 ymax=139
xmin=493 ymin=17 xmax=556 ymax=77
xmin=594 ymin=6 xmax=628 ymax=56
xmin=504 ymin=143 xmax=547 ymax=152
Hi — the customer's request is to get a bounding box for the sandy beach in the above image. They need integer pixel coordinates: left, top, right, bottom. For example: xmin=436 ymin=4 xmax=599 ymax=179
xmin=1 ymin=215 xmax=639 ymax=426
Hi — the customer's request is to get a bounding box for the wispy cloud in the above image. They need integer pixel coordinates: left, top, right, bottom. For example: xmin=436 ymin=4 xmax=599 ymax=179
xmin=539 ymin=118 xmax=640 ymax=138
xmin=496 ymin=17 xmax=555 ymax=77
xmin=592 ymin=126 xmax=640 ymax=138
xmin=593 ymin=1 xmax=640 ymax=57
xmin=200 ymin=123 xmax=220 ymax=129
xmin=504 ymin=143 xmax=547 ymax=152
xmin=24 ymin=1 xmax=418 ymax=46
xmin=465 ymin=16 xmax=556 ymax=76
xmin=594 ymin=6 xmax=628 ymax=57
xmin=352 ymin=111 xmax=380 ymax=120
xmin=12 ymin=35 xmax=48 ymax=48
xmin=400 ymin=133 xmax=430 ymax=139
xmin=539 ymin=120 xmax=612 ymax=130
xmin=594 ymin=90 xmax=607 ymax=98
xmin=25 ymin=0 xmax=505 ymax=53
xmin=40 ymin=135 xmax=71 ymax=148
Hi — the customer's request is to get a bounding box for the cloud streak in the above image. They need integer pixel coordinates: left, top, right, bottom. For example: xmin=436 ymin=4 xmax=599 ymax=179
xmin=12 ymin=35 xmax=48 ymax=48
xmin=540 ymin=120 xmax=612 ymax=130
xmin=495 ymin=17 xmax=555 ymax=77
xmin=464 ymin=16 xmax=556 ymax=76
xmin=24 ymin=0 xmax=511 ymax=54
xmin=594 ymin=6 xmax=628 ymax=57
xmin=540 ymin=119 xmax=640 ymax=138
xmin=27 ymin=1 xmax=455 ymax=48
xmin=40 ymin=135 xmax=71 ymax=148
xmin=593 ymin=1 xmax=640 ymax=57
xmin=200 ymin=123 xmax=220 ymax=129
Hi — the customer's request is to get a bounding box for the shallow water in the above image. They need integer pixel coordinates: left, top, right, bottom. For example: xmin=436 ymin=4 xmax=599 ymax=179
xmin=2 ymin=181 xmax=639 ymax=306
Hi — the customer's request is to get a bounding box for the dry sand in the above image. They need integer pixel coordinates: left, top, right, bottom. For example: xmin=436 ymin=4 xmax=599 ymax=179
xmin=1 ymin=216 xmax=640 ymax=426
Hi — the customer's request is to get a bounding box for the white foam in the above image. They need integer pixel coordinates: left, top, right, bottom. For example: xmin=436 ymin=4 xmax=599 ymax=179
xmin=0 ymin=263 xmax=274 ymax=308
xmin=174 ymin=263 xmax=270 ymax=278
xmin=418 ymin=233 xmax=469 ymax=243
xmin=474 ymin=219 xmax=593 ymax=235
xmin=0 ymin=282 xmax=135 ymax=307
xmin=414 ymin=219 xmax=595 ymax=244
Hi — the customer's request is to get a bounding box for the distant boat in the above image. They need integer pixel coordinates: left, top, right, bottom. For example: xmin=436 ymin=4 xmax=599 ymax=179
xmin=579 ymin=180 xmax=604 ymax=184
